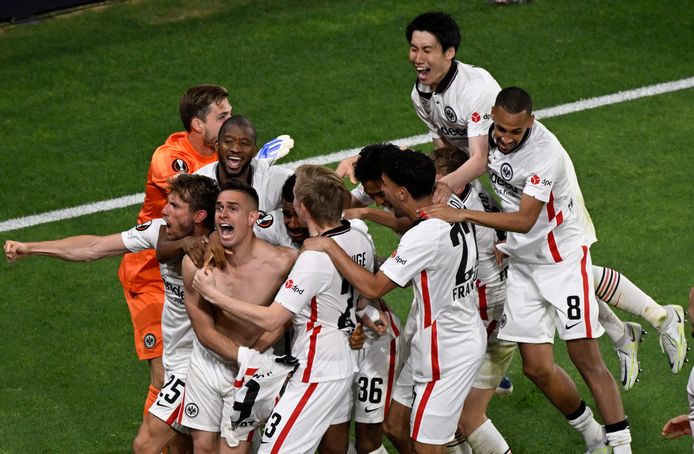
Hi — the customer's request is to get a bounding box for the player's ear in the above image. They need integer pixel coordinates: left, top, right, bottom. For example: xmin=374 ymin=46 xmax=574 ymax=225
xmin=191 ymin=117 xmax=204 ymax=133
xmin=444 ymin=46 xmax=456 ymax=61
xmin=249 ymin=209 xmax=261 ymax=226
xmin=193 ymin=209 xmax=207 ymax=225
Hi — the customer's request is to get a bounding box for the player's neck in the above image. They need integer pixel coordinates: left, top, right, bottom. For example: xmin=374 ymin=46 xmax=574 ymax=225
xmin=187 ymin=132 xmax=215 ymax=157
xmin=307 ymin=218 xmax=342 ymax=237
xmin=224 ymin=235 xmax=256 ymax=266
xmin=408 ymin=196 xmax=434 ymax=221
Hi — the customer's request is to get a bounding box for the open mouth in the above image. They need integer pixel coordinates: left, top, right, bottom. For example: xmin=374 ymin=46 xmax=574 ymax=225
xmin=225 ymin=155 xmax=243 ymax=171
xmin=416 ymin=66 xmax=430 ymax=81
xmin=219 ymin=222 xmax=235 ymax=240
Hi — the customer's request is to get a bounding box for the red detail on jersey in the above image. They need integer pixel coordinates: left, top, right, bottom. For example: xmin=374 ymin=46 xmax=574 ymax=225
xmin=306 ymin=296 xmax=318 ymax=331
xmin=547 ymin=232 xmax=562 ymax=263
xmin=478 ymin=281 xmax=488 ymax=321
xmin=486 ymin=320 xmax=498 ymax=339
xmin=390 ymin=249 xmax=397 ymax=258
xmin=530 ymin=174 xmax=540 ymax=185
xmin=580 ymin=246 xmax=593 ymax=338
xmin=546 ymin=192 xmax=563 ymax=263
xmin=303 ymin=325 xmax=322 ymax=383
xmin=412 ymin=381 xmax=436 ymax=441
xmin=285 ymin=279 xmax=293 ymax=289
xmin=421 ymin=270 xmax=432 ymax=328
xmin=430 ymin=320 xmax=440 ymax=381
xmin=385 ymin=337 xmax=397 ymax=417
xmin=166 ymin=402 xmax=182 ymax=426
xmin=271 ymin=382 xmax=318 ymax=453
xmin=471 ymin=112 xmax=481 ymax=123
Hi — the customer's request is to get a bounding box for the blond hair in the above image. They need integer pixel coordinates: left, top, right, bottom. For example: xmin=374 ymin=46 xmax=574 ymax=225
xmin=294 ymin=164 xmax=347 ymax=226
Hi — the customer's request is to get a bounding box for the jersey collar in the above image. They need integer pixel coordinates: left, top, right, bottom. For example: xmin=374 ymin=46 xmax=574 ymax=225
xmin=320 ymin=219 xmax=351 ymax=237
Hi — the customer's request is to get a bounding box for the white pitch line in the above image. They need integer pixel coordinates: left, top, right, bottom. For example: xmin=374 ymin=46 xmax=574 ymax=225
xmin=2 ymin=76 xmax=693 ymax=233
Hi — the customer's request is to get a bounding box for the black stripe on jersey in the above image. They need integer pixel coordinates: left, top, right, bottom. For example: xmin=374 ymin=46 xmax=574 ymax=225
xmin=321 ymin=219 xmax=351 ymax=237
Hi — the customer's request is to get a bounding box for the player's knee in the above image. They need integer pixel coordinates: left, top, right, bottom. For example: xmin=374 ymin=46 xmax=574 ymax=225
xmin=522 ymin=360 xmax=553 ymax=385
xmin=132 ymin=430 xmax=152 ymax=454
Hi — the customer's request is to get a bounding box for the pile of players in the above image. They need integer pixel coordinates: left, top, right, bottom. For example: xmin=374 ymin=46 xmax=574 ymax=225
xmin=4 ymin=11 xmax=688 ymax=454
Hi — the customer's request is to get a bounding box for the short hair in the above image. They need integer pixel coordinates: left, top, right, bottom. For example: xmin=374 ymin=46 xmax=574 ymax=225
xmin=382 ymin=149 xmax=436 ymax=200
xmin=294 ymin=164 xmax=347 ymax=226
xmin=495 ymin=87 xmax=533 ymax=115
xmin=281 ymin=174 xmax=297 ymax=203
xmin=167 ymin=174 xmax=219 ymax=230
xmin=430 ymin=146 xmax=469 ymax=177
xmin=406 ymin=12 xmax=461 ymax=53
xmin=218 ymin=178 xmax=259 ymax=211
xmin=179 ymin=85 xmax=229 ymax=132
xmin=354 ymin=143 xmax=399 ymax=183
xmin=218 ymin=115 xmax=257 ymax=144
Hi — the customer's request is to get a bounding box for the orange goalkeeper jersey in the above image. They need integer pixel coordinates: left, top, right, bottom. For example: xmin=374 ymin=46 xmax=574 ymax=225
xmin=118 ymin=132 xmax=218 ymax=293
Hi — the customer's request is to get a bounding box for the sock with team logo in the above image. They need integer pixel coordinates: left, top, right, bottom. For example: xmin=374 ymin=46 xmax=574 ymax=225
xmin=467 ymin=418 xmax=510 ymax=454
xmin=597 ymin=298 xmax=627 ymax=344
xmin=605 ymin=419 xmax=632 ymax=453
xmin=593 ymin=266 xmax=667 ymax=327
xmin=566 ymin=401 xmax=606 ymax=451
xmin=143 ymin=384 xmax=159 ymax=416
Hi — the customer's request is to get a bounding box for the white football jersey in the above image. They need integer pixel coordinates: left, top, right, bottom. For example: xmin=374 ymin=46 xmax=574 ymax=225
xmin=195 ymin=159 xmax=292 ymax=212
xmin=121 ymin=218 xmax=192 ymax=375
xmin=489 ymin=120 xmax=596 ymax=264
xmin=380 ymin=195 xmax=484 ymax=382
xmin=275 ymin=220 xmax=375 ymax=383
xmin=411 ymin=61 xmax=500 ymax=148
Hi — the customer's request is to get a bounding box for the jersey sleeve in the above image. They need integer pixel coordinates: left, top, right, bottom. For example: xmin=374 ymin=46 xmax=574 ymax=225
xmin=274 ymin=251 xmax=332 ymax=314
xmin=380 ymin=224 xmax=435 ymax=287
xmin=522 ymin=151 xmax=561 ymax=203
xmin=121 ymin=219 xmax=162 ymax=252
xmin=463 ymin=89 xmax=497 ymax=138
xmin=350 ymin=184 xmax=374 ymax=206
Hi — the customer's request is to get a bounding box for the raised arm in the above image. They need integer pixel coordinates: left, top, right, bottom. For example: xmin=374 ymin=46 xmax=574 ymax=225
xmin=342 ymin=208 xmax=412 ymax=235
xmin=4 ymin=233 xmax=128 ymax=263
xmin=301 ymin=237 xmax=397 ymax=299
xmin=420 ymin=193 xmax=544 ymax=234
xmin=434 ymin=135 xmax=488 ymax=203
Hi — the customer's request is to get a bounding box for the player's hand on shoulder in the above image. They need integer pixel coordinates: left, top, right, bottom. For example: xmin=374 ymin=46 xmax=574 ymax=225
xmin=662 ymin=414 xmax=691 ymax=439
xmin=342 ymin=208 xmax=366 ymax=220
xmin=417 ymin=204 xmax=465 ymax=223
xmin=348 ymin=323 xmax=366 ymax=350
xmin=300 ymin=236 xmax=335 ymax=254
xmin=204 ymin=230 xmax=229 ymax=270
xmin=4 ymin=240 xmax=27 ymax=263
xmin=432 ymin=180 xmax=453 ymax=204
xmin=335 ymin=155 xmax=359 ymax=184
xmin=183 ymin=235 xmax=209 ymax=268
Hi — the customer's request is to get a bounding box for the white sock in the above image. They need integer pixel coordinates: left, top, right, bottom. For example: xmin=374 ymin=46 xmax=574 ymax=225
xmin=467 ymin=418 xmax=510 ymax=454
xmin=567 ymin=401 xmax=606 ymax=451
xmin=446 ymin=428 xmax=472 ymax=454
xmin=347 ymin=439 xmax=358 ymax=454
xmin=606 ymin=419 xmax=632 ymax=453
xmin=367 ymin=445 xmax=389 ymax=454
xmin=593 ymin=265 xmax=667 ymax=327
xmin=598 ymin=298 xmax=626 ymax=344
